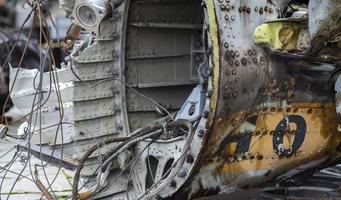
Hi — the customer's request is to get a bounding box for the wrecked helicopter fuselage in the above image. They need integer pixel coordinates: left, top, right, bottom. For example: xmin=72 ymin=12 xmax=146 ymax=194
xmin=4 ymin=0 xmax=341 ymax=199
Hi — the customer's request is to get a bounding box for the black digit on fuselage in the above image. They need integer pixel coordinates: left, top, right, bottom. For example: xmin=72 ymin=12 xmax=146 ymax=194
xmin=273 ymin=115 xmax=306 ymax=157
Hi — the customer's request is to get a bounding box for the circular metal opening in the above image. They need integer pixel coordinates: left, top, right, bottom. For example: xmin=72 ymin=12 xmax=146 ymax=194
xmin=77 ymin=5 xmax=97 ymax=28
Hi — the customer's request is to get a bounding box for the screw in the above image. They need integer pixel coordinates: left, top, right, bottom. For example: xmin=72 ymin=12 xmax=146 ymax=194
xmin=264 ymin=6 xmax=268 ymax=12
xmin=242 ymin=5 xmax=247 ymax=12
xmin=178 ymin=170 xmax=187 ymax=178
xmin=241 ymin=58 xmax=247 ymax=65
xmin=257 ymin=155 xmax=264 ymax=160
xmin=198 ymin=129 xmax=207 ymax=137
xmin=203 ymin=111 xmax=209 ymax=118
xmin=186 ymin=154 xmax=194 ymax=163
xmin=207 ymin=68 xmax=213 ymax=76
xmin=170 ymin=180 xmax=177 ymax=188
xmin=206 ymin=90 xmax=213 ymax=98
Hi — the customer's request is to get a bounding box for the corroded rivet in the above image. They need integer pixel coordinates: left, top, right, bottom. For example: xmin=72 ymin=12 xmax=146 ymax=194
xmin=203 ymin=111 xmax=209 ymax=118
xmin=254 ymin=7 xmax=258 ymax=12
xmin=241 ymin=58 xmax=247 ymax=65
xmin=226 ymin=69 xmax=231 ymax=75
xmin=238 ymin=7 xmax=243 ymax=12
xmin=246 ymin=7 xmax=251 ymax=14
xmin=186 ymin=154 xmax=194 ymax=163
xmin=264 ymin=6 xmax=268 ymax=12
xmin=230 ymin=50 xmax=235 ymax=57
xmin=206 ymin=90 xmax=213 ymax=98
xmin=201 ymin=2 xmax=207 ymax=8
xmin=242 ymin=5 xmax=247 ymax=12
xmin=198 ymin=129 xmax=207 ymax=137
xmin=259 ymin=7 xmax=263 ymax=14
xmin=226 ymin=5 xmax=231 ymax=11
xmin=170 ymin=180 xmax=177 ymax=188
xmin=257 ymin=155 xmax=264 ymax=160
xmin=235 ymin=60 xmax=240 ymax=66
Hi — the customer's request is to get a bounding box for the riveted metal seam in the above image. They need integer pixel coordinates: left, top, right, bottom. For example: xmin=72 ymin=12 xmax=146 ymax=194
xmin=206 ymin=0 xmax=220 ymax=126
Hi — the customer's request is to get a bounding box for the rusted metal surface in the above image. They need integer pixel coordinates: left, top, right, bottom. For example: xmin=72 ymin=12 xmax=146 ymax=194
xmin=185 ymin=0 xmax=341 ymax=197
xmin=190 ymin=102 xmax=341 ymax=196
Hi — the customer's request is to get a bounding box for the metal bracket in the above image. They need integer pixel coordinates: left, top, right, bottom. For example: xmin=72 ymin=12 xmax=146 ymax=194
xmin=176 ymin=85 xmax=205 ymax=122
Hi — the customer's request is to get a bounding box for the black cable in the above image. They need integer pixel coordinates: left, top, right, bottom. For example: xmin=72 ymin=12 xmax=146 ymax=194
xmin=0 ymin=13 xmax=37 ymax=200
xmin=71 ymin=136 xmax=131 ymax=200
xmin=1 ymin=5 xmax=65 ymax=199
